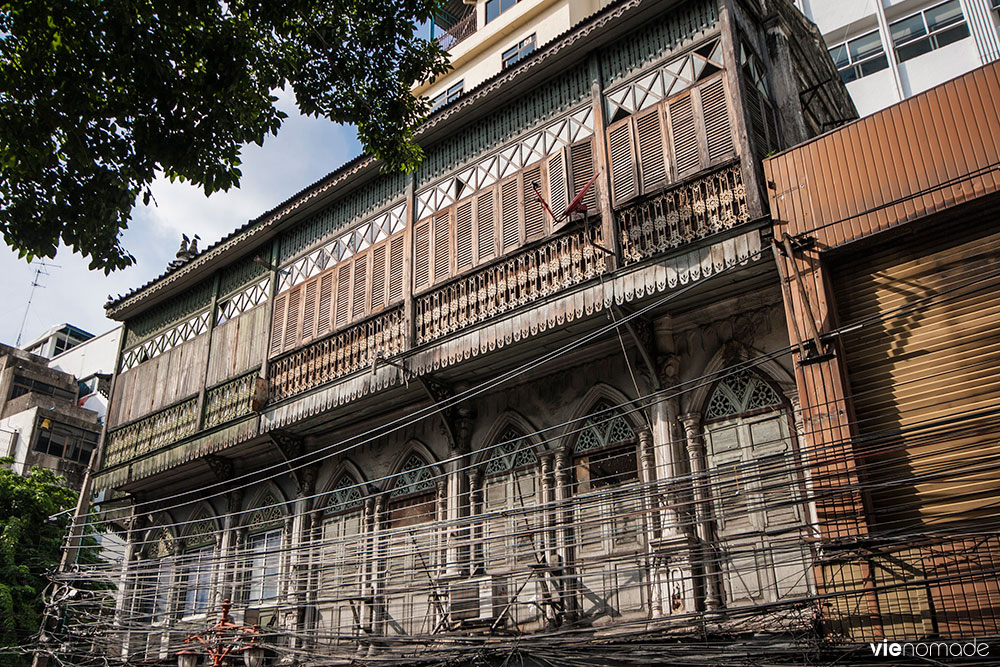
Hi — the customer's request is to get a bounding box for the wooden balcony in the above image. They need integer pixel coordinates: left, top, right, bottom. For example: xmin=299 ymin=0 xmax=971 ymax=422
xmin=617 ymin=162 xmax=749 ymax=265
xmin=103 ymin=396 xmax=198 ymax=468
xmin=203 ymin=371 xmax=258 ymax=430
xmin=268 ymin=305 xmax=406 ymax=403
xmin=415 ymin=225 xmax=609 ymax=346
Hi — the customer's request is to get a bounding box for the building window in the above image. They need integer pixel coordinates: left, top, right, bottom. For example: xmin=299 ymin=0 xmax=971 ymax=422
xmin=431 ymin=80 xmax=464 ymax=112
xmin=11 ymin=375 xmax=76 ymax=402
xmin=890 ymin=0 xmax=970 ymax=63
xmin=180 ymin=545 xmax=214 ymax=616
xmin=34 ymin=422 xmax=98 ymax=463
xmin=829 ymin=30 xmax=890 ymax=83
xmin=502 ymin=34 xmax=536 ymax=69
xmin=244 ymin=529 xmax=282 ymax=605
xmin=486 ymin=0 xmax=519 ymax=24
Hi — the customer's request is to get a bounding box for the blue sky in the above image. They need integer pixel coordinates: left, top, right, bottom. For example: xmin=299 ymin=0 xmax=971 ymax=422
xmin=1 ymin=89 xmax=363 ymax=347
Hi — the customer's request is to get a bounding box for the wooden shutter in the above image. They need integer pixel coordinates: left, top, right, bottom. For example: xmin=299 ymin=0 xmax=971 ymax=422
xmin=352 ymin=255 xmax=368 ymax=320
xmin=668 ymin=92 xmax=700 ymax=177
xmin=433 ymin=211 xmax=451 ymax=283
xmin=283 ymin=286 xmax=301 ymax=350
xmin=608 ymin=121 xmax=637 ymax=204
xmin=301 ymin=279 xmax=317 ymax=341
xmin=743 ymin=75 xmax=767 ymax=160
xmin=701 ymin=78 xmax=734 ymax=163
xmin=414 ymin=219 xmax=431 ymax=290
xmin=317 ymin=272 xmax=334 ymax=336
xmin=523 ymin=165 xmax=545 ymax=242
xmin=635 ymin=108 xmax=667 ymax=191
xmin=546 ymin=151 xmax=568 ymax=218
xmin=477 ymin=190 xmax=496 ymax=263
xmin=270 ymin=293 xmax=287 ymax=357
xmin=570 ymin=140 xmax=597 ymax=215
xmin=388 ymin=236 xmax=404 ymax=303
xmin=335 ymin=263 xmax=352 ymax=329
xmin=371 ymin=244 xmax=386 ymax=311
xmin=500 ymin=177 xmax=520 ymax=251
xmin=455 ymin=200 xmax=474 ymax=271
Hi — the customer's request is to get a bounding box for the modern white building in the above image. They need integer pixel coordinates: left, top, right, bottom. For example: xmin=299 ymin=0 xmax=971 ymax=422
xmin=48 ymin=325 xmax=123 ymax=422
xmin=795 ymin=0 xmax=1000 ymax=115
xmin=21 ymin=322 xmax=95 ymax=359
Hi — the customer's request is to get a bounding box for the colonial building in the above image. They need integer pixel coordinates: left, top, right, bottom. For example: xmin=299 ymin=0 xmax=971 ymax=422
xmin=765 ymin=59 xmax=1000 ymax=643
xmin=66 ymin=0 xmax=866 ymax=664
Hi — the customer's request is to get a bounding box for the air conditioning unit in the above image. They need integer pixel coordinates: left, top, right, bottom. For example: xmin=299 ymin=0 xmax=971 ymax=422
xmin=448 ymin=576 xmax=508 ymax=626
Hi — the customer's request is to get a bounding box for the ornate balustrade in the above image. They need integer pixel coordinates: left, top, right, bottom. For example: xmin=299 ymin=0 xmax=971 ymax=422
xmin=436 ymin=10 xmax=476 ymax=51
xmin=203 ymin=371 xmax=258 ymax=430
xmin=617 ymin=162 xmax=749 ymax=265
xmin=416 ymin=226 xmax=608 ymax=345
xmin=268 ymin=305 xmax=406 ymax=402
xmin=104 ymin=397 xmax=198 ymax=468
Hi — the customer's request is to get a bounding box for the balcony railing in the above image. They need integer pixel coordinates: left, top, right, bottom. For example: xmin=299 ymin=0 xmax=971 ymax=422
xmin=203 ymin=371 xmax=258 ymax=431
xmin=436 ymin=10 xmax=477 ymax=51
xmin=268 ymin=305 xmax=406 ymax=402
xmin=104 ymin=397 xmax=198 ymax=468
xmin=617 ymin=162 xmax=749 ymax=265
xmin=416 ymin=226 xmax=608 ymax=345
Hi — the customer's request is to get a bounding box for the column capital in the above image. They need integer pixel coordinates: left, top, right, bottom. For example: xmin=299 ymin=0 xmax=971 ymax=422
xmin=678 ymin=412 xmax=702 ymax=432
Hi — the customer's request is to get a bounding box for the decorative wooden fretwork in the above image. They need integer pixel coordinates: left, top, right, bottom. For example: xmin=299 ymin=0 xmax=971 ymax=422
xmin=247 ymin=490 xmax=284 ymax=529
xmin=104 ymin=397 xmax=199 ymax=467
xmin=218 ymin=251 xmax=269 ymax=297
xmin=390 ymin=455 xmax=437 ymax=497
xmin=216 ymin=277 xmax=270 ymax=325
xmin=418 ymin=63 xmax=591 ymax=187
xmin=415 ymin=225 xmax=608 ymax=345
xmin=119 ymin=310 xmax=211 ymax=372
xmin=278 ymin=173 xmax=407 ymax=264
xmin=185 ymin=512 xmax=218 ymax=549
xmin=326 ymin=473 xmax=364 ymax=513
xmin=150 ymin=526 xmax=175 ymax=558
xmin=705 ymin=368 xmax=782 ymax=420
xmin=124 ymin=281 xmax=214 ymax=348
xmin=484 ymin=428 xmax=538 ymax=476
xmin=415 ymin=107 xmax=594 ymax=222
xmin=203 ymin=372 xmax=258 ymax=430
xmin=599 ymin=0 xmax=718 ymax=87
xmin=268 ymin=305 xmax=405 ymax=402
xmin=617 ymin=162 xmax=748 ymax=265
xmin=575 ymin=402 xmax=637 ymax=453
xmin=277 ymin=203 xmax=407 ymax=293
xmin=604 ymin=38 xmax=724 ymax=123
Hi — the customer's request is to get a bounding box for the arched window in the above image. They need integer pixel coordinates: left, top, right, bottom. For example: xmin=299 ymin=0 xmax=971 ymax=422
xmin=318 ymin=472 xmax=365 ymax=646
xmin=481 ymin=427 xmax=539 ymax=573
xmin=388 ymin=453 xmax=437 ymax=528
xmin=134 ymin=525 xmax=175 ymax=659
xmin=239 ymin=489 xmax=285 ymax=608
xmin=179 ymin=510 xmax=217 ymax=617
xmin=702 ymin=367 xmax=809 ymax=607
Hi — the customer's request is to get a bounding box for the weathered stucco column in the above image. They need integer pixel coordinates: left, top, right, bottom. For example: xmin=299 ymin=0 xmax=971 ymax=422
xmin=679 ymin=412 xmax=722 ymax=610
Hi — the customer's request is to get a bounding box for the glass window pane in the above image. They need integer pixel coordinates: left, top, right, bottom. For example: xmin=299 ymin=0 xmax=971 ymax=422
xmin=501 ymin=0 xmax=517 ymax=12
xmin=840 ymin=66 xmax=859 ymax=84
xmin=829 ymin=44 xmax=849 ymax=69
xmin=925 ymin=0 xmax=964 ymax=31
xmin=934 ymin=22 xmax=970 ymax=48
xmin=859 ymin=53 xmax=889 ymax=76
xmin=485 ymin=0 xmax=499 ymax=23
xmin=897 ymin=37 xmax=933 ymax=62
xmin=890 ymin=15 xmax=927 ymax=46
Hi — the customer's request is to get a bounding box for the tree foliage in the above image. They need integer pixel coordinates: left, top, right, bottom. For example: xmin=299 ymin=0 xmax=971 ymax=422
xmin=0 ymin=461 xmax=76 ymax=664
xmin=0 ymin=0 xmax=450 ymax=272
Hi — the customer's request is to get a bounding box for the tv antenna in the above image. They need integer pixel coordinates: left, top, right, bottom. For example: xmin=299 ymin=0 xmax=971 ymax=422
xmin=16 ymin=260 xmax=60 ymax=347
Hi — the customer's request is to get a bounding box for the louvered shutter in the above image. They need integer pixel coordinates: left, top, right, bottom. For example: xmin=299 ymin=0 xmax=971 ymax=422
xmin=414 ymin=219 xmax=431 ymax=290
xmin=352 ymin=255 xmax=368 ymax=320
xmin=668 ymin=92 xmax=700 ymax=177
xmin=317 ymin=272 xmax=333 ymax=335
xmin=371 ymin=244 xmax=386 ymax=311
xmin=270 ymin=293 xmax=287 ymax=357
xmin=500 ymin=177 xmax=520 ymax=251
xmin=335 ymin=263 xmax=352 ymax=328
xmin=523 ymin=165 xmax=545 ymax=242
xmin=456 ymin=200 xmax=474 ymax=271
xmin=433 ymin=211 xmax=451 ymax=283
xmin=388 ymin=236 xmax=404 ymax=303
xmin=700 ymin=78 xmax=734 ymax=163
xmin=283 ymin=287 xmax=301 ymax=349
xmin=301 ymin=279 xmax=317 ymax=341
xmin=742 ymin=75 xmax=767 ymax=160
xmin=570 ymin=140 xmax=597 ymax=216
xmin=477 ymin=190 xmax=496 ymax=263
xmin=546 ymin=151 xmax=568 ymax=219
xmin=635 ymin=108 xmax=667 ymax=191
xmin=608 ymin=121 xmax=637 ymax=205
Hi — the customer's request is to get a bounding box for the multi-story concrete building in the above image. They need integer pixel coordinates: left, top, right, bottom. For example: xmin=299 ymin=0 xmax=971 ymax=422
xmin=795 ymin=0 xmax=1000 ymax=115
xmin=21 ymin=323 xmax=96 ymax=360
